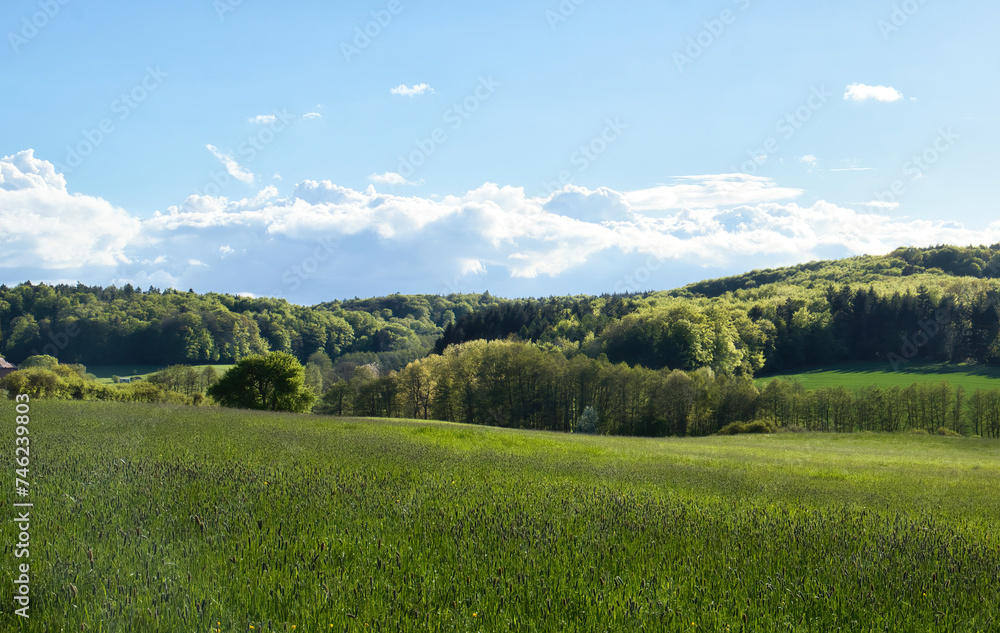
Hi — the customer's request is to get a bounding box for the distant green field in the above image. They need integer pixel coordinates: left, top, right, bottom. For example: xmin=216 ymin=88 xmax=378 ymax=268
xmin=757 ymin=361 xmax=1000 ymax=392
xmin=87 ymin=364 xmax=234 ymax=383
xmin=3 ymin=400 xmax=997 ymax=631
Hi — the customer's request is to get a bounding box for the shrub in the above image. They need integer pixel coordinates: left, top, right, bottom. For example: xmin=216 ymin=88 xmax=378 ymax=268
xmin=1 ymin=368 xmax=66 ymax=399
xmin=936 ymin=427 xmax=962 ymax=437
xmin=744 ymin=421 xmax=776 ymax=434
xmin=19 ymin=355 xmax=59 ymax=370
xmin=717 ymin=422 xmax=746 ymax=435
xmin=718 ymin=421 xmax=775 ymax=435
xmin=115 ymin=382 xmax=168 ymax=403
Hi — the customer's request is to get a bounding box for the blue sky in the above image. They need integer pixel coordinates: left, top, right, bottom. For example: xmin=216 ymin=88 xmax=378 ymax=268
xmin=1 ymin=0 xmax=998 ymax=304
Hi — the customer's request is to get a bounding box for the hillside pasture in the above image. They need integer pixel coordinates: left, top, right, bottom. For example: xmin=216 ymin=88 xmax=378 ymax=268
xmin=86 ymin=364 xmax=234 ymax=383
xmin=756 ymin=361 xmax=1000 ymax=392
xmin=2 ymin=400 xmax=998 ymax=632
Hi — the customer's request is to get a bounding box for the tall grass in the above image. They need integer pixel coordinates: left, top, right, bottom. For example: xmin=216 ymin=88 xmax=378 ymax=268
xmin=2 ymin=401 xmax=998 ymax=631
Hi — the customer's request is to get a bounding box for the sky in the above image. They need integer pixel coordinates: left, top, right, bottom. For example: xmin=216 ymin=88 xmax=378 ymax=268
xmin=1 ymin=0 xmax=998 ymax=304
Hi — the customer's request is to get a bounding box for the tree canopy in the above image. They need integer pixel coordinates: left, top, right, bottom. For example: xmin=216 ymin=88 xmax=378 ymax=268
xmin=208 ymin=352 xmax=316 ymax=412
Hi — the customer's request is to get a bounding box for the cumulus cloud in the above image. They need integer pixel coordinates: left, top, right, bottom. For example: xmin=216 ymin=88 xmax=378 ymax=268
xmin=0 ymin=150 xmax=140 ymax=268
xmin=206 ymin=144 xmax=254 ymax=184
xmin=5 ymin=151 xmax=1000 ymax=302
xmin=844 ymin=83 xmax=904 ymax=102
xmin=302 ymin=112 xmax=322 ymax=120
xmin=799 ymin=155 xmax=818 ymax=166
xmin=391 ymin=83 xmax=433 ymax=97
xmin=136 ymin=176 xmax=997 ymax=282
xmin=460 ymin=259 xmax=487 ymax=275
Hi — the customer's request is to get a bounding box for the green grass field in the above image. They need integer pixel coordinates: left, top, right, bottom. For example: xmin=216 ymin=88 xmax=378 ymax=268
xmin=757 ymin=361 xmax=1000 ymax=392
xmin=86 ymin=364 xmax=235 ymax=383
xmin=3 ymin=401 xmax=999 ymax=632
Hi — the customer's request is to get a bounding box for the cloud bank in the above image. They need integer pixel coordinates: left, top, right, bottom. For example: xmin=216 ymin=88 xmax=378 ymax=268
xmin=2 ymin=150 xmax=998 ymax=301
xmin=0 ymin=150 xmax=140 ymax=268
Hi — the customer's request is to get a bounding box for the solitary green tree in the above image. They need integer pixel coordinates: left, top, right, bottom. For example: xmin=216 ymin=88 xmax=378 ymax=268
xmin=208 ymin=352 xmax=315 ymax=412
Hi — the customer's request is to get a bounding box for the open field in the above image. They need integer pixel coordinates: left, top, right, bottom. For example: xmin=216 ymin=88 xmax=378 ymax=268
xmin=86 ymin=365 xmax=235 ymax=383
xmin=757 ymin=361 xmax=1000 ymax=392
xmin=2 ymin=401 xmax=999 ymax=631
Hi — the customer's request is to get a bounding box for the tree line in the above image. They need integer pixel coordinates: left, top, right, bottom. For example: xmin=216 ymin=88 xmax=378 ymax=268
xmin=315 ymin=339 xmax=1000 ymax=437
xmin=5 ymin=346 xmax=1000 ymax=438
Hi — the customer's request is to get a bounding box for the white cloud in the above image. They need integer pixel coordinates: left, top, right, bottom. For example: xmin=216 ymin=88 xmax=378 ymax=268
xmin=137 ymin=176 xmax=999 ymax=284
xmin=844 ymin=83 xmax=904 ymax=102
xmin=5 ymin=151 xmax=1000 ymax=301
xmin=391 ymin=83 xmax=433 ymax=97
xmin=460 ymin=259 xmax=487 ymax=275
xmin=799 ymin=155 xmax=818 ymax=166
xmin=368 ymin=172 xmax=423 ymax=186
xmin=0 ymin=149 xmax=140 ymax=268
xmin=248 ymin=114 xmax=277 ymax=124
xmin=625 ymin=174 xmax=803 ymax=212
xmin=206 ymin=144 xmax=255 ymax=184
xmin=302 ymin=112 xmax=322 ymax=120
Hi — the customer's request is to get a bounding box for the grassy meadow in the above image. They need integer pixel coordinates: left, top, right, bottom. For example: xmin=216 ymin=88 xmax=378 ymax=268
xmin=756 ymin=361 xmax=1000 ymax=392
xmin=2 ymin=400 xmax=999 ymax=631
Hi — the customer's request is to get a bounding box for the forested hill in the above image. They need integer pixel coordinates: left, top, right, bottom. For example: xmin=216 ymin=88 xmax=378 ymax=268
xmin=0 ymin=285 xmax=501 ymax=368
xmin=435 ymin=244 xmax=1000 ymax=374
xmin=671 ymin=245 xmax=1000 ymax=299
xmin=2 ymin=244 xmax=999 ymax=374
